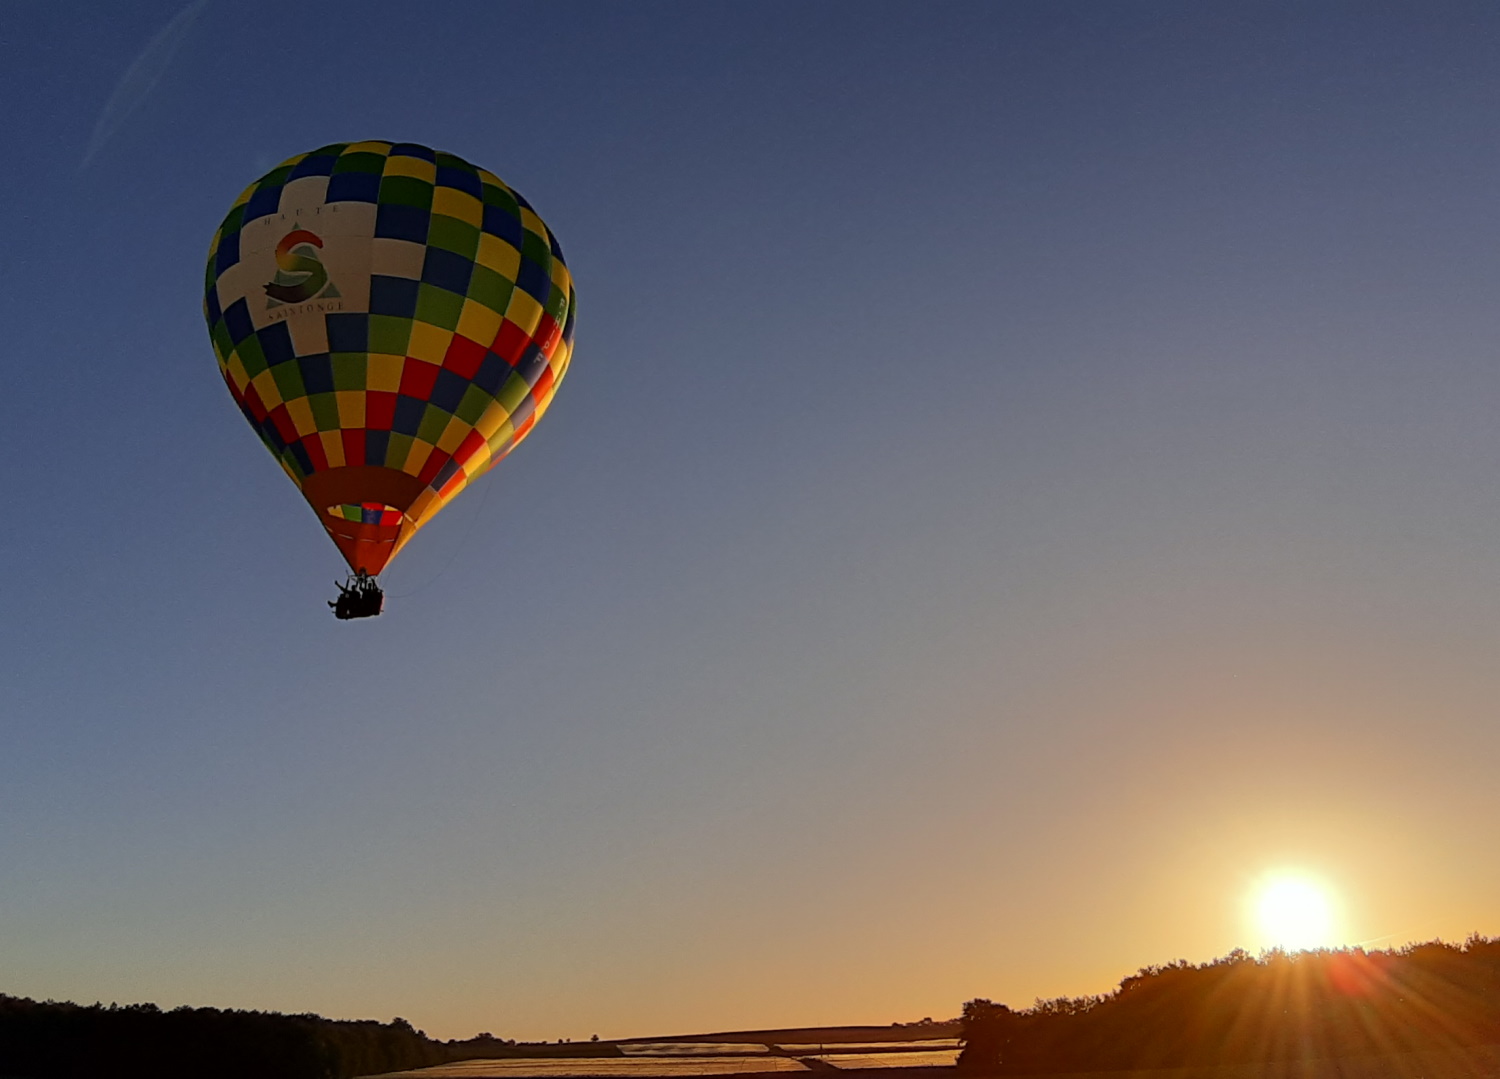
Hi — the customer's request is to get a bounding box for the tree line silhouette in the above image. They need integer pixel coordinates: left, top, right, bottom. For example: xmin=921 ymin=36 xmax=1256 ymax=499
xmin=0 ymin=996 xmax=518 ymax=1079
xmin=959 ymin=937 xmax=1500 ymax=1074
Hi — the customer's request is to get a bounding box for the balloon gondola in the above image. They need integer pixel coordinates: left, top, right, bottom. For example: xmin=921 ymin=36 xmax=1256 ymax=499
xmin=329 ymin=572 xmax=384 ymax=620
xmin=202 ymin=141 xmax=575 ymax=617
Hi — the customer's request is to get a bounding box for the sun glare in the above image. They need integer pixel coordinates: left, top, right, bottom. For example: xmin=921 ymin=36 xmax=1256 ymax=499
xmin=1251 ymin=874 xmax=1339 ymax=952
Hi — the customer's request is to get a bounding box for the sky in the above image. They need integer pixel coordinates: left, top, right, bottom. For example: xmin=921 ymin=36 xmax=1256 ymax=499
xmin=5 ymin=0 xmax=1500 ymax=1044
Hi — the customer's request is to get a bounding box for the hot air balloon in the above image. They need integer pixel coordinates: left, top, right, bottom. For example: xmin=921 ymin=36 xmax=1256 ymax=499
xmin=203 ymin=142 xmax=575 ymax=617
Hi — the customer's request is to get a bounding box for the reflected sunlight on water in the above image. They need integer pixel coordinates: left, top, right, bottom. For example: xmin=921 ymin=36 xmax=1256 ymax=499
xmin=810 ymin=1051 xmax=960 ymax=1069
xmin=621 ymin=1045 xmax=772 ymax=1056
xmin=372 ymin=1058 xmax=811 ymax=1078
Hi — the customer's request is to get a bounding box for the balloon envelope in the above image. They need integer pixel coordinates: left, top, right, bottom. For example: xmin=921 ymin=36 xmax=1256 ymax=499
xmin=204 ymin=141 xmax=575 ymax=574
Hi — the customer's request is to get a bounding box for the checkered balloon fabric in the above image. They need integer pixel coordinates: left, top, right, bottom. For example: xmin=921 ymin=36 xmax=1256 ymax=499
xmin=204 ymin=141 xmax=575 ymax=575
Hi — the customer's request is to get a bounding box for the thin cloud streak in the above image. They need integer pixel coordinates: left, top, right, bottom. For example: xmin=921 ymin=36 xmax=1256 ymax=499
xmin=80 ymin=0 xmax=209 ymax=170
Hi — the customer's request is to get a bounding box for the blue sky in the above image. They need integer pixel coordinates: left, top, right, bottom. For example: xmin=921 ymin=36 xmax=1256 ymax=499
xmin=6 ymin=0 xmax=1500 ymax=1041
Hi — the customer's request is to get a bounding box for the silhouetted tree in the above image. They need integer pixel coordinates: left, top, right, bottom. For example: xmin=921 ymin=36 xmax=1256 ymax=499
xmin=959 ymin=937 xmax=1500 ymax=1075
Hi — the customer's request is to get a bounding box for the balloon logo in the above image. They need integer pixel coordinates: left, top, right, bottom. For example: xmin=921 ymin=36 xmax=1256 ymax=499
xmin=265 ymin=228 xmax=337 ymax=306
xmin=203 ymin=141 xmax=575 ymax=609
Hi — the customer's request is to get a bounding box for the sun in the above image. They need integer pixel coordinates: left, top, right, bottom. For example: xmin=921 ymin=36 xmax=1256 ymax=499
xmin=1250 ymin=873 xmax=1340 ymax=952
